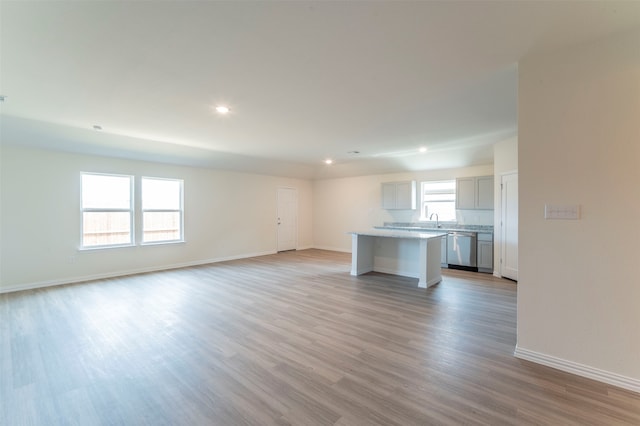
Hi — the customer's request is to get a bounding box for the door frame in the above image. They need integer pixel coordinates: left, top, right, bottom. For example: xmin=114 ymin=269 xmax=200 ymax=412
xmin=500 ymin=171 xmax=518 ymax=281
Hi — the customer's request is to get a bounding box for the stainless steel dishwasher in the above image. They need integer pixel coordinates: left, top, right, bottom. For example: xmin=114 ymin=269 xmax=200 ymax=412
xmin=447 ymin=231 xmax=478 ymax=271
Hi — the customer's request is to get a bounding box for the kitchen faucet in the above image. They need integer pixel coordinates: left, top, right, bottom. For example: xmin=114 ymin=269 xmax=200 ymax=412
xmin=429 ymin=213 xmax=440 ymax=228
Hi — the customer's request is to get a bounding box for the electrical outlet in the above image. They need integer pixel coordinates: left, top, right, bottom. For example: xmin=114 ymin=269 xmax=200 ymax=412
xmin=544 ymin=204 xmax=580 ymax=220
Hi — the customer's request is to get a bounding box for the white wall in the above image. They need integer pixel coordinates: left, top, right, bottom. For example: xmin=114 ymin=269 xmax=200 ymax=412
xmin=493 ymin=137 xmax=518 ymax=275
xmin=0 ymin=145 xmax=313 ymax=292
xmin=517 ymin=29 xmax=640 ymax=389
xmin=313 ymin=165 xmax=494 ymax=252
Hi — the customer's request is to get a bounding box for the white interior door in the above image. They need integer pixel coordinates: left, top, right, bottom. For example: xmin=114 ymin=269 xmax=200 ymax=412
xmin=501 ymin=172 xmax=518 ymax=281
xmin=277 ymin=187 xmax=298 ymax=252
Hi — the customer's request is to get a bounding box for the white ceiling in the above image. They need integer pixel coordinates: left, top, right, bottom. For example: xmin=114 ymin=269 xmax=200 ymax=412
xmin=1 ymin=1 xmax=639 ymax=179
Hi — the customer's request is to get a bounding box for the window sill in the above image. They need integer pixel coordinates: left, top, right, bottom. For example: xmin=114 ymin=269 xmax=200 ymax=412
xmin=140 ymin=240 xmax=185 ymax=247
xmin=79 ymin=240 xmax=185 ymax=251
xmin=79 ymin=243 xmax=136 ymax=251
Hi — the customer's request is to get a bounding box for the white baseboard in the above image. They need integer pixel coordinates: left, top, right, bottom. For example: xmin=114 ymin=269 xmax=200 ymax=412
xmin=514 ymin=346 xmax=640 ymax=394
xmin=0 ymin=250 xmax=276 ymax=294
xmin=311 ymin=245 xmax=351 ymax=253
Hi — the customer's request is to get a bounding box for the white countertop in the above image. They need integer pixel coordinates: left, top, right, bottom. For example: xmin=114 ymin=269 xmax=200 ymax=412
xmin=374 ymin=225 xmax=493 ymax=234
xmin=349 ymin=229 xmax=447 ymax=239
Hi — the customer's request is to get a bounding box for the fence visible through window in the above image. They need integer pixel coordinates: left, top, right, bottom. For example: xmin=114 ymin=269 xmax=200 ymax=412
xmin=142 ymin=177 xmax=183 ymax=244
xmin=80 ymin=173 xmax=184 ymax=248
xmin=81 ymin=173 xmax=133 ymax=248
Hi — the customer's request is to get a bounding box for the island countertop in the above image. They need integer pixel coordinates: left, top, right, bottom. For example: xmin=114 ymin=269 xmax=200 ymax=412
xmin=349 ymin=229 xmax=447 ymax=240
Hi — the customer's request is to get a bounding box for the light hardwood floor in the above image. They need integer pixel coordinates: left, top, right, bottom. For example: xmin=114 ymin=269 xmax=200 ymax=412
xmin=1 ymin=249 xmax=639 ymax=425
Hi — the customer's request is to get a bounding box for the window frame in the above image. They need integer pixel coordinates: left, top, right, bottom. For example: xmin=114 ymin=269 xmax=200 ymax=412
xmin=141 ymin=176 xmax=184 ymax=245
xmin=80 ymin=172 xmax=135 ymax=250
xmin=419 ymin=179 xmax=457 ymax=222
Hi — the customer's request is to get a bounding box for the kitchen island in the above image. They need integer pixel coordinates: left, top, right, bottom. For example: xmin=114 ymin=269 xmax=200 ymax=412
xmin=349 ymin=229 xmax=447 ymax=288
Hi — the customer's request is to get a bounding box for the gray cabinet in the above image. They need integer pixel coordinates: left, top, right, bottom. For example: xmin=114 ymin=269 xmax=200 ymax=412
xmin=456 ymin=178 xmax=476 ymax=209
xmin=381 ymin=183 xmax=397 ymax=209
xmin=477 ymin=233 xmax=493 ymax=273
xmin=381 ymin=181 xmax=416 ymax=210
xmin=456 ymin=176 xmax=494 ymax=210
xmin=476 ymin=176 xmax=494 ymax=209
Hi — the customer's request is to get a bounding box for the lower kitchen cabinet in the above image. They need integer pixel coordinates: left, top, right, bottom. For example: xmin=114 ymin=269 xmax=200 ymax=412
xmin=477 ymin=233 xmax=493 ymax=273
xmin=441 ymin=236 xmax=447 ymax=267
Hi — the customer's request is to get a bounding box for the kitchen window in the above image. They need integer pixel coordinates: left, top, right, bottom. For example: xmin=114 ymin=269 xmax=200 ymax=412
xmin=142 ymin=177 xmax=184 ymax=244
xmin=420 ymin=180 xmax=456 ymax=222
xmin=81 ymin=173 xmax=134 ymax=248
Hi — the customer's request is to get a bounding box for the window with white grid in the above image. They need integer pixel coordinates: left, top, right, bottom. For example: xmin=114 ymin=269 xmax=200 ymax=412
xmin=420 ymin=180 xmax=456 ymax=222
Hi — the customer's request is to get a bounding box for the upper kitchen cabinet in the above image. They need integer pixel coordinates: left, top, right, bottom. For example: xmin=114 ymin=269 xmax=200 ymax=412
xmin=456 ymin=176 xmax=494 ymax=210
xmin=381 ymin=181 xmax=416 ymax=210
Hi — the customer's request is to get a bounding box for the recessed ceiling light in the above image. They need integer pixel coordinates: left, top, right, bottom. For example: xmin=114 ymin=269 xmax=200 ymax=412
xmin=215 ymin=105 xmax=230 ymax=114
xmin=419 ymin=147 xmax=428 ymax=153
xmin=324 ymin=159 xmax=333 ymax=165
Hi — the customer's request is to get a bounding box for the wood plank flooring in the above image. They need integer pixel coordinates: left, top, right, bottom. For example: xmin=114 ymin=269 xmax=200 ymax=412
xmin=1 ymin=249 xmax=639 ymax=425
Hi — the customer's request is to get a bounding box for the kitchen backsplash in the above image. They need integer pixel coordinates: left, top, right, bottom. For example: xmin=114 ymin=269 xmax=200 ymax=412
xmin=456 ymin=209 xmax=494 ymax=226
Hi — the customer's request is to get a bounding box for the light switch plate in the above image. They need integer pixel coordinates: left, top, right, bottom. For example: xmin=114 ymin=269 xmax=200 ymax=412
xmin=544 ymin=204 xmax=580 ymax=220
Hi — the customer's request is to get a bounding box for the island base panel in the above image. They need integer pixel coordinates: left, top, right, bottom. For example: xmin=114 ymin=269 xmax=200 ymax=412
xmin=350 ymin=233 xmax=442 ymax=288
